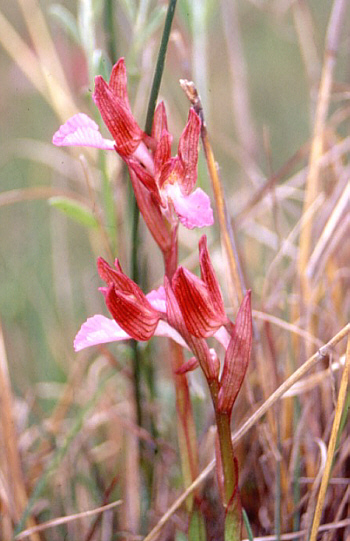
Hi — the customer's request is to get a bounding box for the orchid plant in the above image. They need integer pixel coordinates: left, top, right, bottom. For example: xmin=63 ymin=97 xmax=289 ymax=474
xmin=53 ymin=57 xmax=252 ymax=539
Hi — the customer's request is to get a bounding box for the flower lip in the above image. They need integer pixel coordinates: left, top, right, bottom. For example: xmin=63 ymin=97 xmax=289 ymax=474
xmin=52 ymin=113 xmax=115 ymax=150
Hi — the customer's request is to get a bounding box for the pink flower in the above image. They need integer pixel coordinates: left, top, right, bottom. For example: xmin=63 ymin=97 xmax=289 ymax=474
xmin=126 ymin=104 xmax=213 ymax=229
xmin=52 ymin=58 xmax=213 ymax=231
xmin=74 ymin=258 xmax=187 ymax=351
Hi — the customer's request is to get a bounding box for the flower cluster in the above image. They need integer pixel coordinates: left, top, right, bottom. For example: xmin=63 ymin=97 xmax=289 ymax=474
xmin=75 ymin=234 xmax=252 ymax=415
xmin=53 ymin=58 xmax=214 ymax=243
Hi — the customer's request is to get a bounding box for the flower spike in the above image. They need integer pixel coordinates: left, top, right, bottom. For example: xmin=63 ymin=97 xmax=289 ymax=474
xmin=53 ymin=58 xmax=214 ymax=232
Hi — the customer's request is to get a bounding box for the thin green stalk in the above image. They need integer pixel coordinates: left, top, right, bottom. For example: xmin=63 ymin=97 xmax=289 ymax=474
xmin=144 ymin=0 xmax=177 ymax=135
xmin=103 ymin=0 xmax=118 ymax=64
xmin=242 ymin=509 xmax=254 ymax=541
xmin=130 ymin=0 xmax=178 ymax=428
xmin=209 ymin=380 xmax=241 ymax=541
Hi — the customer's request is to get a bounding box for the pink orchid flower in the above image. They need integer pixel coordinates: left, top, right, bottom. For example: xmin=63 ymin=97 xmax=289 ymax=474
xmin=74 ymin=250 xmax=232 ymax=355
xmin=52 ymin=58 xmax=213 ymax=230
xmin=74 ymin=258 xmax=187 ymax=352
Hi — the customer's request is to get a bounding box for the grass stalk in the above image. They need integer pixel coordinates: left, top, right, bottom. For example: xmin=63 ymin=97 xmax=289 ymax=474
xmin=308 ymin=334 xmax=349 ymax=541
xmin=297 ymin=0 xmax=347 ymax=297
xmin=0 ymin=325 xmax=40 ymax=541
xmin=144 ymin=0 xmax=178 ymax=135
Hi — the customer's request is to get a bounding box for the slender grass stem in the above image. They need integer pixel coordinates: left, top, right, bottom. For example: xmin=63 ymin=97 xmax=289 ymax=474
xmin=103 ymin=0 xmax=118 ymax=64
xmin=144 ymin=0 xmax=177 ymax=136
xmin=130 ymin=0 xmax=178 ymax=432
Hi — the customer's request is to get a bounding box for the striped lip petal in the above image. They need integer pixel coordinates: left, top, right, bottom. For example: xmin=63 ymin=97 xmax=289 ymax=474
xmin=97 ymin=257 xmax=145 ymax=304
xmin=52 ymin=113 xmax=115 ymax=150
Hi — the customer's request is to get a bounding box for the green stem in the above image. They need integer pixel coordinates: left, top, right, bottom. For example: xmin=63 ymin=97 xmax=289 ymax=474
xmin=104 ymin=0 xmax=118 ymax=64
xmin=130 ymin=0 xmax=179 ymax=426
xmin=209 ymin=380 xmax=242 ymax=540
xmin=144 ymin=0 xmax=178 ymax=135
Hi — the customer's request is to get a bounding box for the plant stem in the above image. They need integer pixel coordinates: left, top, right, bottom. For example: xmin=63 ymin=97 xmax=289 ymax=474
xmin=103 ymin=0 xmax=118 ymax=64
xmin=144 ymin=0 xmax=177 ymax=135
xmin=209 ymin=379 xmax=242 ymax=540
xmin=130 ymin=0 xmax=178 ymax=431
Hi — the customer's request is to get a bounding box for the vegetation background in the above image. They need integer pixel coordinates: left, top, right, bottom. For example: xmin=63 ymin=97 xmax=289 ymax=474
xmin=0 ymin=0 xmax=348 ymax=540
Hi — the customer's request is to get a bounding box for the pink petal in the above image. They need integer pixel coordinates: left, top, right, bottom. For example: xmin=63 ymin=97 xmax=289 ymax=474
xmin=152 ymin=102 xmax=169 ymax=142
xmin=146 ymin=286 xmax=167 ymax=313
xmin=74 ymin=314 xmax=130 ymax=351
xmin=154 ymin=320 xmax=188 ymax=348
xmin=177 ymin=109 xmax=201 ymax=194
xmin=166 ymin=184 xmax=214 ymax=229
xmin=74 ymin=314 xmax=187 ymax=352
xmin=213 ymin=326 xmax=231 ymax=350
xmin=52 ymin=113 xmax=115 ymax=150
xmin=108 ymin=58 xmax=130 ymax=110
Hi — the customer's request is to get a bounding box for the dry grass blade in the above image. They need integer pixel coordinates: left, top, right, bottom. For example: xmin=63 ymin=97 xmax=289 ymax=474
xmin=241 ymin=517 xmax=350 ymax=541
xmin=306 ymin=182 xmax=350 ymax=281
xmin=0 ymin=9 xmax=47 ymax=95
xmin=144 ymin=324 xmax=350 ymax=541
xmin=298 ymin=0 xmax=347 ymax=289
xmin=308 ymin=333 xmax=349 ymax=541
xmin=14 ymin=500 xmax=122 ymax=539
xmin=0 ymin=323 xmax=40 ymax=541
xmin=16 ymin=0 xmax=79 ymax=119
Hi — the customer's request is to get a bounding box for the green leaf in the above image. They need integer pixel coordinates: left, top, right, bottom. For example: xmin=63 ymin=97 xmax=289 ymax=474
xmin=189 ymin=507 xmax=206 ymax=541
xmin=49 ymin=197 xmax=98 ymax=229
